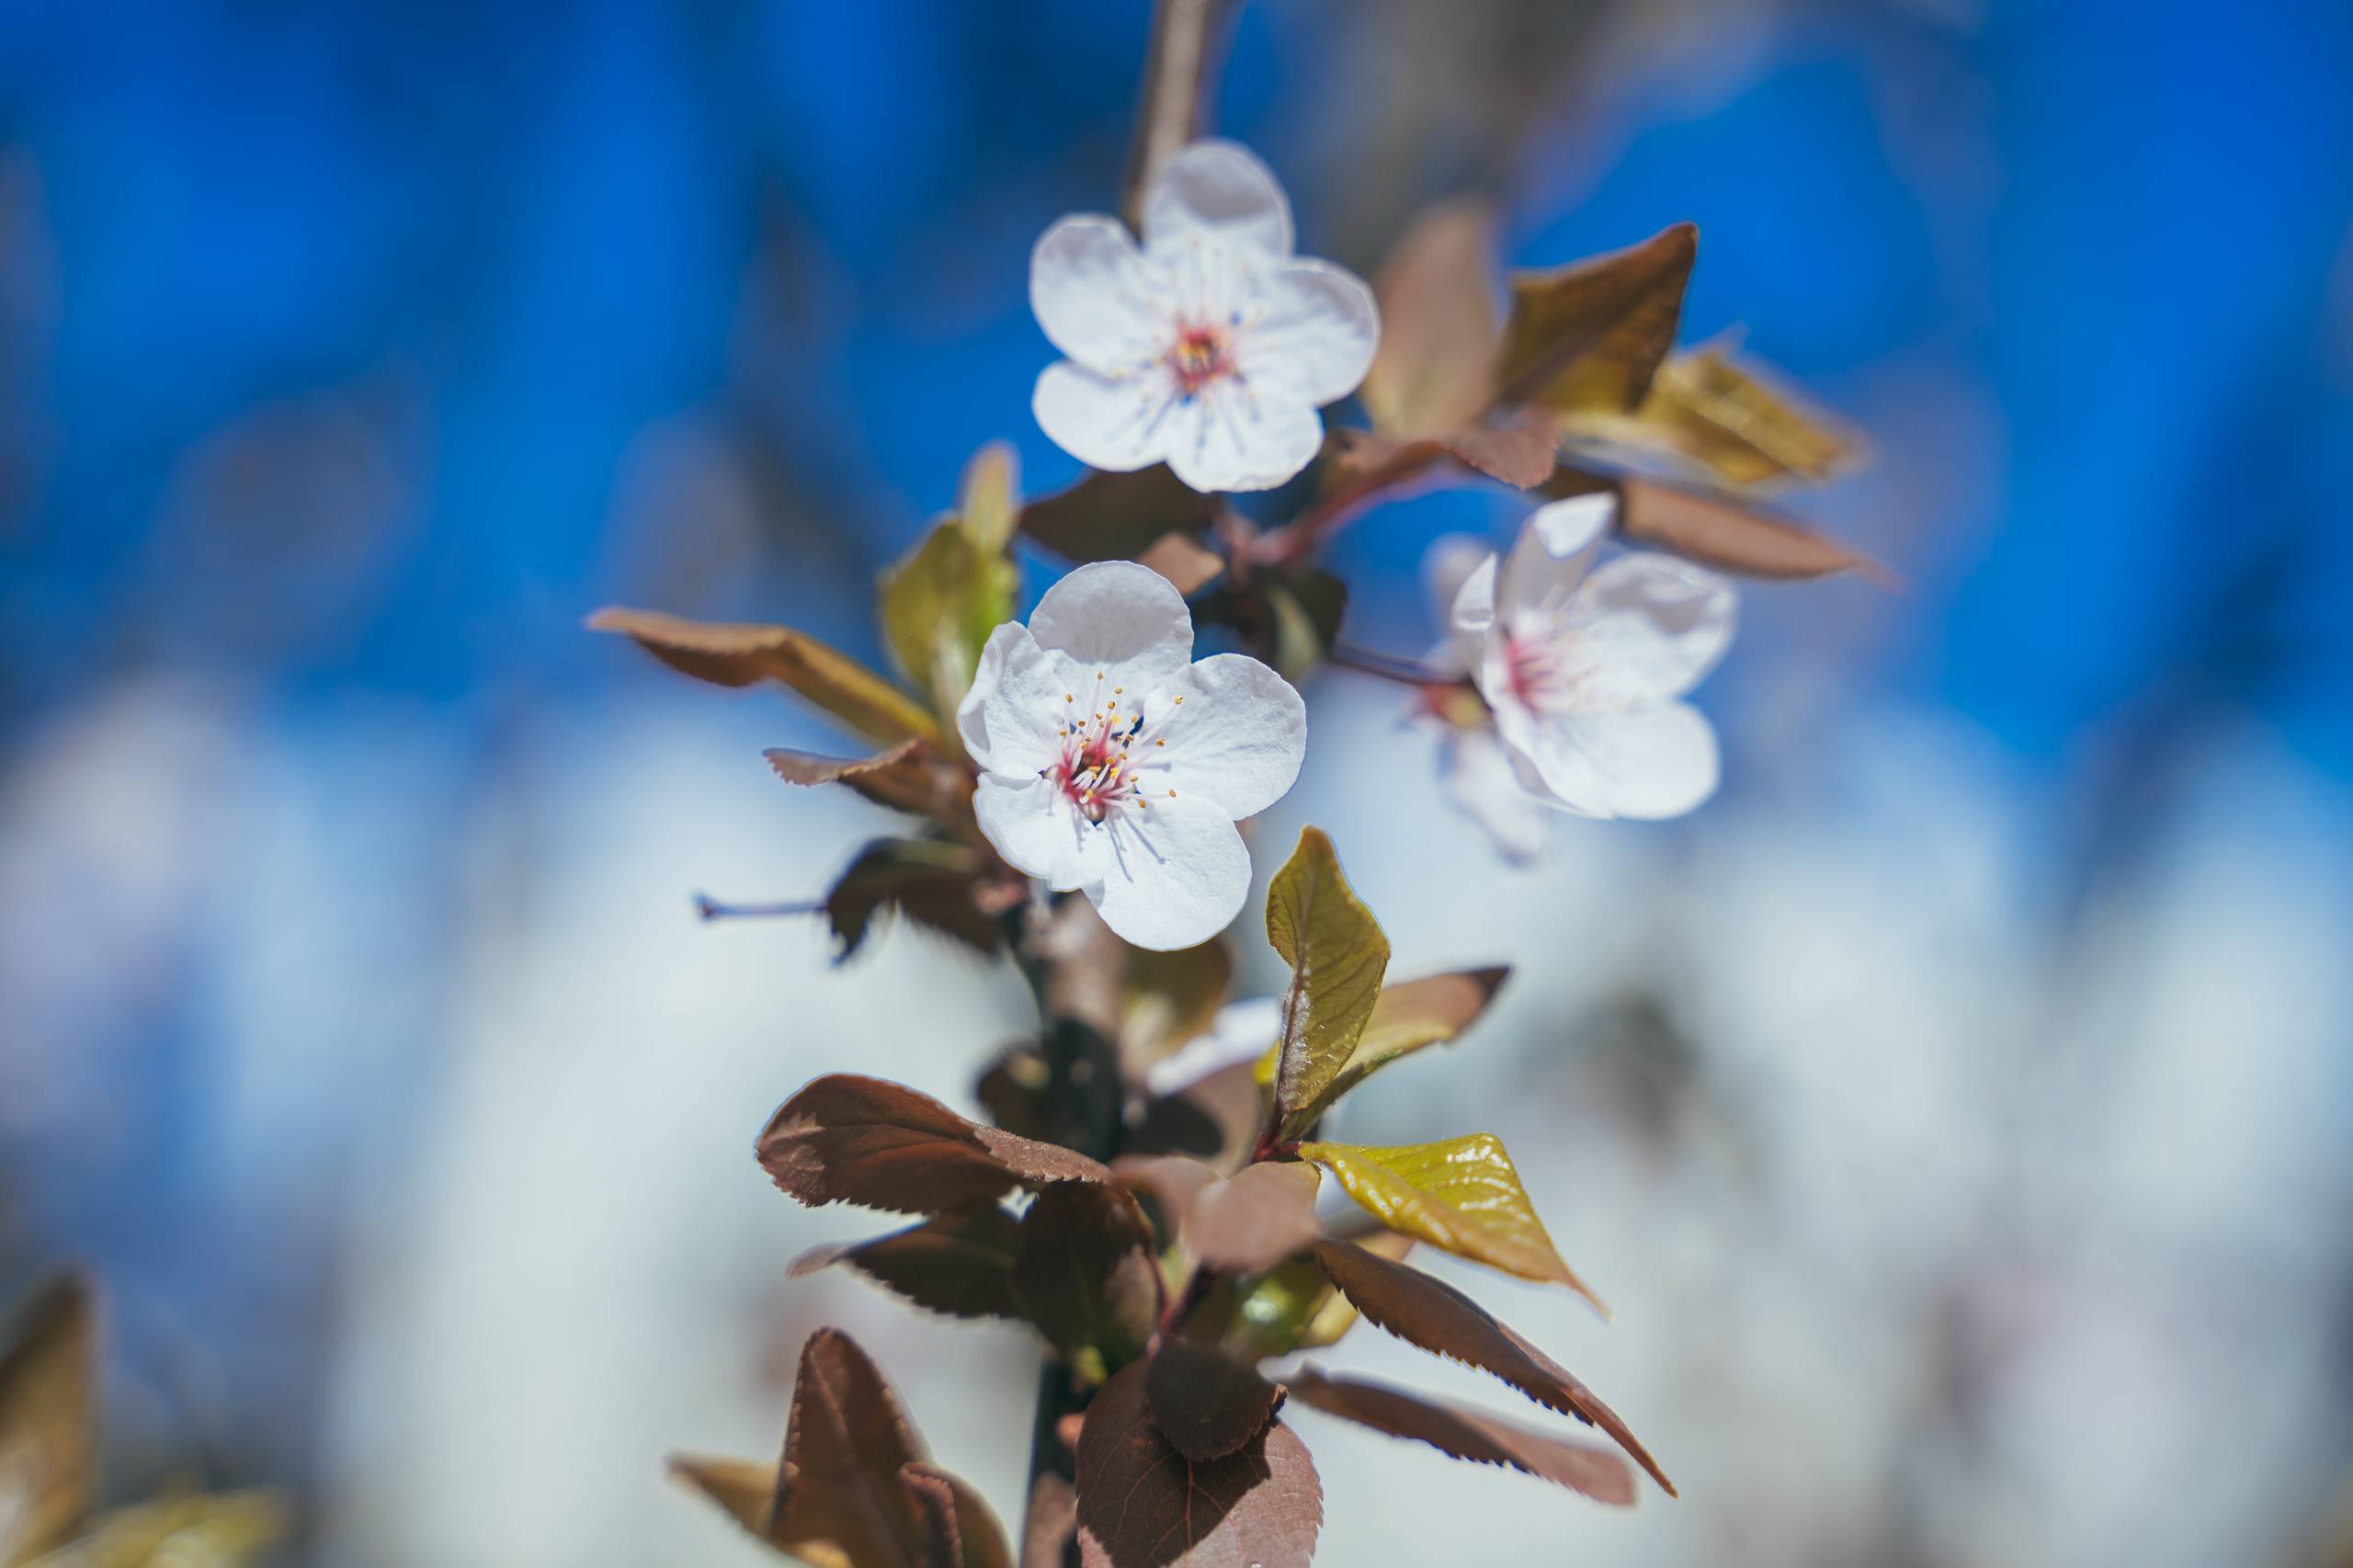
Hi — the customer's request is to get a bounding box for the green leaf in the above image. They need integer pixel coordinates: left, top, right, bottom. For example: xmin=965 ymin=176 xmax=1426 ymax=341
xmin=1495 ymin=223 xmax=1697 ymax=416
xmin=1267 ymin=828 xmax=1390 ymax=1133
xmin=587 ymin=607 xmax=939 ymax=746
xmin=1271 ymin=967 xmax=1508 ymax=1139
xmin=29 ymin=1491 xmax=286 ymax=1568
xmin=1298 ymin=1135 xmax=1604 ymax=1313
xmin=1188 ymin=1227 xmax=1414 ymax=1363
xmin=878 ymin=517 xmax=1017 ymax=729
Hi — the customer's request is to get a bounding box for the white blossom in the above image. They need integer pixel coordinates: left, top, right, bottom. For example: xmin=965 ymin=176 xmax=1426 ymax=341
xmin=1448 ymin=494 xmax=1737 ymax=824
xmin=1029 ymin=140 xmax=1378 ymax=494
xmin=959 ymin=561 xmax=1307 ymax=950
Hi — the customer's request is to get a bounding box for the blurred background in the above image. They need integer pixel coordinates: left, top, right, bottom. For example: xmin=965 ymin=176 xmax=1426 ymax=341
xmin=5 ymin=0 xmax=2352 ymax=1562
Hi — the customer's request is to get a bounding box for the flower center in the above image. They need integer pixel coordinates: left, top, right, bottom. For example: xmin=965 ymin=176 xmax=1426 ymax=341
xmin=1505 ymin=631 xmax=1574 ymax=712
xmin=1165 ymin=322 xmax=1235 ymax=399
xmin=1042 ymin=674 xmax=1182 ymax=825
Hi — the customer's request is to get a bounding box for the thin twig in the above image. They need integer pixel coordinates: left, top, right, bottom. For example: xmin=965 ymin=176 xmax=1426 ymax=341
xmin=693 ymin=894 xmax=823 ymax=923
xmin=1324 ymin=642 xmax=1448 ymax=687
xmin=1120 ymin=0 xmax=1238 ymax=231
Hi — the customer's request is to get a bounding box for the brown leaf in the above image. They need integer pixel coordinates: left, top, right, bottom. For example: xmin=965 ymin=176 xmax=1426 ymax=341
xmin=1309 ymin=1240 xmax=1674 ymax=1495
xmin=1608 ymin=474 xmax=1871 ymax=581
xmin=587 ymin=607 xmax=939 ymax=745
xmin=1135 ymin=532 xmax=1225 ymax=597
xmin=1288 ymin=1367 xmax=1634 ymax=1506
xmin=1362 ymin=199 xmax=1502 ymax=437
xmin=769 ymin=1329 xmax=960 ymax=1568
xmin=1187 ymin=1162 xmax=1322 ymax=1273
xmin=790 ymin=1209 xmax=1025 ymax=1321
xmin=902 ymin=1462 xmax=1015 ymax=1568
xmin=1021 ymin=467 xmax=1217 ymax=564
xmin=0 ymin=1271 xmax=97 ymax=1564
xmin=1012 ymin=1184 xmax=1162 ymax=1375
xmin=1120 ymin=940 xmax=1235 ymax=1078
xmin=758 ymin=1074 xmax=1110 ymax=1216
xmin=669 ymin=1454 xmax=779 ymax=1539
xmin=1183 ymin=1224 xmax=1411 ymax=1364
xmin=1328 ymin=419 xmax=1558 ymax=493
xmin=824 ymin=838 xmax=1007 ymax=960
xmin=1496 ymin=224 xmax=1698 ymax=415
xmin=1145 ymin=1344 xmax=1286 ymax=1463
xmin=1075 ymin=1361 xmax=1322 ymax=1568
xmin=767 ymin=740 xmax=957 ymax=819
xmin=1126 ymin=1061 xmax=1265 ymax=1176
xmin=1110 ymin=1153 xmax=1221 ymax=1244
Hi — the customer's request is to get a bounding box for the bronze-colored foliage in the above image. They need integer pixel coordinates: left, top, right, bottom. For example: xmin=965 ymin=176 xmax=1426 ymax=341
xmin=1011 ymin=1184 xmax=1162 ymax=1376
xmin=758 ymin=1074 xmax=1110 ymax=1215
xmin=824 ymin=838 xmax=1009 ymax=960
xmin=1186 ymin=1161 xmax=1322 ymax=1273
xmin=1580 ymin=346 xmax=1861 ymax=487
xmin=1607 ymin=473 xmax=1875 ymax=581
xmin=587 ymin=607 xmax=940 ymax=746
xmin=1020 ymin=466 xmax=1217 ymax=564
xmin=1185 ymin=1225 xmax=1414 ymax=1365
xmin=1496 ymin=223 xmax=1698 ymax=415
xmin=1299 ymin=1134 xmax=1603 ymax=1312
xmin=1288 ymin=1367 xmax=1634 ymax=1506
xmin=1309 ymin=1239 xmax=1674 ymax=1495
xmin=676 ymin=1329 xmax=1009 ymax=1568
xmin=0 ymin=1272 xmax=97 ymax=1565
xmin=1361 ymin=199 xmax=1501 ymax=439
xmin=1074 ymin=1361 xmax=1321 ymax=1568
xmin=1134 ymin=532 xmax=1225 ymax=597
xmin=790 ymin=1209 xmax=1025 ymax=1322
xmin=1144 ymin=1345 xmax=1285 ymax=1463
xmin=1127 ymin=1061 xmax=1264 ymax=1176
xmin=1120 ymin=940 xmax=1235 ymax=1074
xmin=1267 ymin=827 xmax=1390 ymax=1131
xmin=766 ymin=741 xmax=958 ymax=819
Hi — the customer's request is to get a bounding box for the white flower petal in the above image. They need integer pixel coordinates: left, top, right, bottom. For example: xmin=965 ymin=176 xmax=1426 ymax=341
xmin=1449 ymin=551 xmax=1498 ymax=642
xmin=1560 ymin=552 xmax=1737 ymax=704
xmin=1089 ymin=791 xmax=1253 ymax=950
xmin=1141 ymin=140 xmax=1293 ymax=261
xmin=1160 ymin=384 xmax=1322 ymax=493
xmin=974 ymin=773 xmax=1113 ymax=892
xmin=1497 ymin=493 xmax=1613 ymax=620
xmin=1033 ymin=360 xmax=1171 ymax=473
xmin=1031 ymin=214 xmax=1164 ymax=375
xmin=1155 ymin=653 xmax=1307 ymax=820
xmin=1444 ymin=728 xmax=1549 ymax=863
xmin=1496 ymin=701 xmax=1721 ymax=821
xmin=958 ymin=623 xmax=1067 ymax=773
xmin=1554 ymin=703 xmax=1721 ymax=819
xmin=1245 ymin=259 xmax=1379 ymax=405
xmin=1028 ymin=559 xmax=1196 ymax=689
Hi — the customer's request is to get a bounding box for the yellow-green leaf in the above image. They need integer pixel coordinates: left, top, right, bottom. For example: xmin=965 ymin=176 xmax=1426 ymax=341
xmin=1271 ymin=967 xmax=1507 ymax=1139
xmin=1495 ymin=223 xmax=1697 ymax=416
xmin=957 ymin=441 xmax=1020 ymax=556
xmin=0 ymin=1273 xmax=97 ymax=1566
xmin=1266 ymin=828 xmax=1389 ymax=1131
xmin=1188 ymin=1227 xmax=1414 ymax=1363
xmin=878 ymin=518 xmax=1017 ymax=730
xmin=1299 ymin=1136 xmax=1604 ymax=1314
xmin=587 ymin=607 xmax=940 ymax=746
xmin=30 ymin=1490 xmax=286 ymax=1568
xmin=1629 ymin=347 xmax=1859 ymax=486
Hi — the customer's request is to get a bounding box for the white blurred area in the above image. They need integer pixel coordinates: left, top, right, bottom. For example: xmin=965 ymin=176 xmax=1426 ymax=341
xmin=4 ymin=668 xmax=2351 ymax=1567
